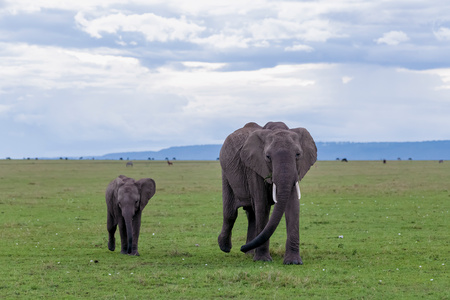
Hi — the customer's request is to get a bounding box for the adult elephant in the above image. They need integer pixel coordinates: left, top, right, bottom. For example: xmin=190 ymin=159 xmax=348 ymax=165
xmin=106 ymin=175 xmax=156 ymax=256
xmin=218 ymin=122 xmax=317 ymax=264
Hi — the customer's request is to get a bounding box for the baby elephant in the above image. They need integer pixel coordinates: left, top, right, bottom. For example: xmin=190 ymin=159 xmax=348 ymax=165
xmin=106 ymin=175 xmax=156 ymax=256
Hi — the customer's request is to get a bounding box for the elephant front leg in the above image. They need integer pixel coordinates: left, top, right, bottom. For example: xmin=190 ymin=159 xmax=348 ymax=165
xmin=130 ymin=212 xmax=142 ymax=256
xmin=251 ymin=181 xmax=272 ymax=262
xmin=218 ymin=179 xmax=238 ymax=253
xmin=118 ymin=218 xmax=129 ymax=254
xmin=253 ymin=207 xmax=272 ymax=262
xmin=244 ymin=206 xmax=256 ymax=255
xmin=107 ymin=213 xmax=117 ymax=251
xmin=283 ymin=195 xmax=302 ymax=265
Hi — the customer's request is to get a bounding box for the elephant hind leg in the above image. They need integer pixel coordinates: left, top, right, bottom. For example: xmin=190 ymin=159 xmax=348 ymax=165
xmin=218 ymin=177 xmax=238 ymax=253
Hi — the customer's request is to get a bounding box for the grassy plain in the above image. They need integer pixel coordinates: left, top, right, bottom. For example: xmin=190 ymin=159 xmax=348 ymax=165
xmin=0 ymin=159 xmax=448 ymax=299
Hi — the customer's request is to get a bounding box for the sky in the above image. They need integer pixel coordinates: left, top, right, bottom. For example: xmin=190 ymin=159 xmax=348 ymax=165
xmin=1 ymin=0 xmax=450 ymax=158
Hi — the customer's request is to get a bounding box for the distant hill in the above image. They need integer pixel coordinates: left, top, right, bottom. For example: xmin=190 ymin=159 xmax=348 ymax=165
xmin=98 ymin=141 xmax=450 ymax=161
xmin=316 ymin=141 xmax=450 ymax=160
xmin=99 ymin=145 xmax=222 ymax=161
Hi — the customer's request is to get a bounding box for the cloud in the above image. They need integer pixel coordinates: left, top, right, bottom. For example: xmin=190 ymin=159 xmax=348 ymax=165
xmin=2 ymin=1 xmax=450 ymax=157
xmin=420 ymin=68 xmax=450 ymax=90
xmin=342 ymin=76 xmax=353 ymax=84
xmin=75 ymin=12 xmax=205 ymax=42
xmin=285 ymin=44 xmax=314 ymax=52
xmin=375 ymin=31 xmax=410 ymax=46
xmin=0 ymin=104 xmax=12 ymax=114
xmin=434 ymin=27 xmax=450 ymax=41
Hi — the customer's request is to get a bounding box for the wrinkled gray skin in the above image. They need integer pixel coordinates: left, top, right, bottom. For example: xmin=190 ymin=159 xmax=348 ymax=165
xmin=218 ymin=122 xmax=317 ymax=264
xmin=106 ymin=175 xmax=156 ymax=256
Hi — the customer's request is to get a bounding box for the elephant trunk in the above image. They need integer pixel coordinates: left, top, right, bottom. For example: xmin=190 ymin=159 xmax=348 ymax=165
xmin=123 ymin=213 xmax=133 ymax=254
xmin=240 ymin=193 xmax=288 ymax=252
xmin=241 ymin=160 xmax=297 ymax=253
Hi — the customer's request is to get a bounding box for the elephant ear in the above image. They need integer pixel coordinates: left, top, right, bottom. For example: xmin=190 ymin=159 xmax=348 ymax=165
xmin=136 ymin=178 xmax=156 ymax=210
xmin=106 ymin=175 xmax=127 ymax=206
xmin=291 ymin=127 xmax=317 ymax=181
xmin=240 ymin=129 xmax=272 ymax=183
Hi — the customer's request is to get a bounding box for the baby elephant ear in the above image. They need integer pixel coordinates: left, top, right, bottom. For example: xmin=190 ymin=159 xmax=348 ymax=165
xmin=136 ymin=178 xmax=156 ymax=210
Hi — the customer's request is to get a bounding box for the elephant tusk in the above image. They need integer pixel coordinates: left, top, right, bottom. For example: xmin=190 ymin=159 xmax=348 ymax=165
xmin=272 ymin=184 xmax=277 ymax=203
xmin=296 ymin=182 xmax=301 ymax=200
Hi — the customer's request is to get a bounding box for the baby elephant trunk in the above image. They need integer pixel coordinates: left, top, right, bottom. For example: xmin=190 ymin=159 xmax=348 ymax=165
xmin=125 ymin=217 xmax=133 ymax=254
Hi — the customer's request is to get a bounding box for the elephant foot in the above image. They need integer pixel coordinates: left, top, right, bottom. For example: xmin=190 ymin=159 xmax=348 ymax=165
xmin=218 ymin=234 xmax=232 ymax=253
xmin=108 ymin=238 xmax=115 ymax=251
xmin=283 ymin=254 xmax=303 ymax=265
xmin=253 ymin=253 xmax=272 ymax=262
xmin=128 ymin=251 xmax=140 ymax=256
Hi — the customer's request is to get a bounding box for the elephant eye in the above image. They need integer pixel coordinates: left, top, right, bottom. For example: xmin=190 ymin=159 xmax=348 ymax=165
xmin=266 ymin=155 xmax=271 ymax=162
xmin=295 ymin=153 xmax=301 ymax=159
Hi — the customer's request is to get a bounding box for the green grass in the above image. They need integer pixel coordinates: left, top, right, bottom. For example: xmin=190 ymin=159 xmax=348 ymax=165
xmin=0 ymin=160 xmax=448 ymax=299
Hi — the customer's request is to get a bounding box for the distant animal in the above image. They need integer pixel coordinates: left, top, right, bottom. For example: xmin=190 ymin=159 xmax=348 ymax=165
xmin=341 ymin=158 xmax=348 ymax=162
xmin=383 ymin=159 xmax=386 ymax=164
xmin=126 ymin=161 xmax=133 ymax=167
xmin=167 ymin=160 xmax=173 ymax=166
xmin=218 ymin=121 xmax=317 ymax=265
xmin=106 ymin=175 xmax=156 ymax=256
xmin=439 ymin=160 xmax=444 ymax=163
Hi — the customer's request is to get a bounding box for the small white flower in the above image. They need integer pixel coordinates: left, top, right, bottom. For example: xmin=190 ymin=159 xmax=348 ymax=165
xmin=56 ymin=233 xmax=58 ymax=235
xmin=398 ymin=233 xmax=401 ymax=235
xmin=90 ymin=260 xmax=94 ymax=263
xmin=205 ymin=264 xmax=208 ymax=266
xmin=430 ymin=279 xmax=434 ymax=281
xmin=109 ymin=273 xmax=111 ymax=276
xmin=338 ymin=235 xmax=344 ymax=239
xmin=152 ymin=233 xmax=155 ymax=236
xmin=419 ymin=266 xmax=422 ymax=268
xmin=130 ymin=273 xmax=133 ymax=275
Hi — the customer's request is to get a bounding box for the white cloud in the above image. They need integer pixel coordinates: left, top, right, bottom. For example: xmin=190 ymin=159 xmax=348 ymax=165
xmin=193 ymin=33 xmax=252 ymax=49
xmin=420 ymin=68 xmax=450 ymax=90
xmin=342 ymin=76 xmax=353 ymax=84
xmin=375 ymin=31 xmax=410 ymax=45
xmin=0 ymin=104 xmax=12 ymax=114
xmin=434 ymin=27 xmax=450 ymax=41
xmin=285 ymin=44 xmax=314 ymax=52
xmin=75 ymin=12 xmax=205 ymax=42
xmin=181 ymin=61 xmax=227 ymax=71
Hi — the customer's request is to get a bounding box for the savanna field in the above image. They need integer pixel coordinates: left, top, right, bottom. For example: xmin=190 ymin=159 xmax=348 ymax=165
xmin=0 ymin=159 xmax=448 ymax=299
